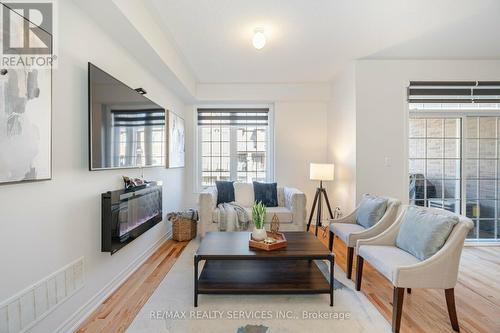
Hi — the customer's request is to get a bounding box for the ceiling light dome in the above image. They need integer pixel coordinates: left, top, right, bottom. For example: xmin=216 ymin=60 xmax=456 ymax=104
xmin=252 ymin=28 xmax=266 ymax=50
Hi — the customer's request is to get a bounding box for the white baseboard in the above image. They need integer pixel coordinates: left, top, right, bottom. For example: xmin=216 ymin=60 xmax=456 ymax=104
xmin=56 ymin=230 xmax=171 ymax=333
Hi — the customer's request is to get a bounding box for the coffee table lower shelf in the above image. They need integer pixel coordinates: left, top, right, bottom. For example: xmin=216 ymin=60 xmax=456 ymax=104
xmin=195 ymin=260 xmax=332 ymax=305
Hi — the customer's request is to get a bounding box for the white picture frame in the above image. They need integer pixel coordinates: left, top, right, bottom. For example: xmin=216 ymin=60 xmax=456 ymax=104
xmin=166 ymin=110 xmax=185 ymax=168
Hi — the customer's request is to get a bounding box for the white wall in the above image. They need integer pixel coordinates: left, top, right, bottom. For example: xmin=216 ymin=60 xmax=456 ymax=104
xmin=327 ymin=64 xmax=357 ymax=213
xmin=352 ymin=59 xmax=500 ymax=204
xmin=112 ymin=0 xmax=197 ymax=97
xmin=0 ymin=1 xmax=186 ymax=332
xmin=196 ymin=83 xmax=330 ymax=103
xmin=274 ymin=102 xmax=328 ymax=212
xmin=75 ymin=0 xmax=197 ymax=102
xmin=183 ymin=105 xmax=197 ymax=207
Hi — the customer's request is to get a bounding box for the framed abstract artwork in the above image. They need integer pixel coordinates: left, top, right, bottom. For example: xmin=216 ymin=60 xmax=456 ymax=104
xmin=0 ymin=5 xmax=52 ymax=184
xmin=166 ymin=111 xmax=185 ymax=168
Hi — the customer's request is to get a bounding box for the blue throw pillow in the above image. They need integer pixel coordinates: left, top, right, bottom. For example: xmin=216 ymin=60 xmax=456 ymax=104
xmin=356 ymin=195 xmax=388 ymax=229
xmin=253 ymin=182 xmax=278 ymax=207
xmin=215 ymin=181 xmax=234 ymax=205
xmin=396 ymin=206 xmax=458 ymax=260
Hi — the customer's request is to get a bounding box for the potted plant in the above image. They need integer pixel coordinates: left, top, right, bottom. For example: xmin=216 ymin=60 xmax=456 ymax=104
xmin=252 ymin=201 xmax=267 ymax=241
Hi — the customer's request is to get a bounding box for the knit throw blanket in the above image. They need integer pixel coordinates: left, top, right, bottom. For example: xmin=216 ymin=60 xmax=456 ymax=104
xmin=218 ymin=202 xmax=250 ymax=231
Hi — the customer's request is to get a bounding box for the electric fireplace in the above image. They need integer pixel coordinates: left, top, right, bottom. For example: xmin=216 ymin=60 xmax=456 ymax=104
xmin=101 ymin=182 xmax=162 ymax=254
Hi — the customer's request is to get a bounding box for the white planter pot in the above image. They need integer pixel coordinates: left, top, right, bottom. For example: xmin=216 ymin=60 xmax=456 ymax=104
xmin=252 ymin=227 xmax=267 ymax=241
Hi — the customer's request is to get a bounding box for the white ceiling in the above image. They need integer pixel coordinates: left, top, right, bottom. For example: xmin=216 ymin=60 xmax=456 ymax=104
xmin=147 ymin=0 xmax=500 ymax=84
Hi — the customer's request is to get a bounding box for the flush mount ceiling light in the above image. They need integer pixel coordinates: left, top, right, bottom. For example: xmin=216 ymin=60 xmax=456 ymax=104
xmin=252 ymin=28 xmax=266 ymax=50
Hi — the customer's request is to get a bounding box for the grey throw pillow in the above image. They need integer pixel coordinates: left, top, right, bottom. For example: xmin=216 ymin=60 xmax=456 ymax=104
xmin=396 ymin=206 xmax=458 ymax=260
xmin=356 ymin=195 xmax=388 ymax=229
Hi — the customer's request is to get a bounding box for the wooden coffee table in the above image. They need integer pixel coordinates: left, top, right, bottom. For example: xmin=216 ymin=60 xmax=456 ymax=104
xmin=194 ymin=231 xmax=334 ymax=307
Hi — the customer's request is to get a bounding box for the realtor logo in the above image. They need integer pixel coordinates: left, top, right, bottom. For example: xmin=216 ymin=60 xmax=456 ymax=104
xmin=1 ymin=1 xmax=56 ymax=68
xmin=2 ymin=2 xmax=52 ymax=54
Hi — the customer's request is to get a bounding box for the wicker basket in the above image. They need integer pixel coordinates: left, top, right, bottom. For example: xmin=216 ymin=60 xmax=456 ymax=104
xmin=171 ymin=217 xmax=197 ymax=241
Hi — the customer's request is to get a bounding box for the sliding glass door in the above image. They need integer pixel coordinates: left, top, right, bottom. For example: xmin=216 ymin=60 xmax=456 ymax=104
xmin=409 ymin=118 xmax=461 ymax=212
xmin=464 ymin=117 xmax=499 ymax=240
xmin=409 ymin=116 xmax=500 ymax=241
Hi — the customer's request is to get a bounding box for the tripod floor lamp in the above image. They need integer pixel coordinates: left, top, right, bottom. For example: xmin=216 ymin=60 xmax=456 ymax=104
xmin=306 ymin=163 xmax=335 ymax=236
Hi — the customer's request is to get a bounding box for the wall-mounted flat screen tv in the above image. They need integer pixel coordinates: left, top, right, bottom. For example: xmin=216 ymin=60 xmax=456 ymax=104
xmin=88 ymin=63 xmax=166 ymax=170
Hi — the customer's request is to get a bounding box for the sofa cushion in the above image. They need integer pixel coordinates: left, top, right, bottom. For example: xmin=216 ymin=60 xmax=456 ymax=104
xmin=212 ymin=208 xmax=220 ymax=224
xmin=396 ymin=206 xmax=458 ymax=260
xmin=330 ymin=223 xmax=365 ymax=247
xmin=244 ymin=206 xmax=293 ymax=224
xmin=253 ymin=181 xmax=278 ymax=207
xmin=359 ymin=245 xmax=421 ymax=282
xmin=215 ymin=181 xmax=234 ymax=205
xmin=277 ymin=187 xmax=285 ymax=207
xmin=356 ymin=195 xmax=388 ymax=229
xmin=234 ymin=183 xmax=254 ymax=207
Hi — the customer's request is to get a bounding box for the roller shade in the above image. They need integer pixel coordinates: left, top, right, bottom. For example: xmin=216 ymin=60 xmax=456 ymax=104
xmin=197 ymin=108 xmax=269 ymax=126
xmin=408 ymin=81 xmax=500 ymax=104
xmin=112 ymin=109 xmax=165 ymax=127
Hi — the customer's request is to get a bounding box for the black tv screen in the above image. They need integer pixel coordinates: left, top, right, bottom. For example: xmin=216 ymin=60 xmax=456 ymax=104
xmin=88 ymin=63 xmax=166 ymax=170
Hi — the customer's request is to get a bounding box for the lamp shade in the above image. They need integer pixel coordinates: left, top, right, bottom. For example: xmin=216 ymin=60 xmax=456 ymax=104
xmin=310 ymin=163 xmax=334 ymax=181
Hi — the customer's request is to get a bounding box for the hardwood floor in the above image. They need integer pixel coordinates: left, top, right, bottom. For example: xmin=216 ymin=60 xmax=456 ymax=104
xmin=311 ymin=226 xmax=500 ymax=333
xmin=76 ymin=240 xmax=188 ymax=333
xmin=76 ymin=230 xmax=499 ymax=333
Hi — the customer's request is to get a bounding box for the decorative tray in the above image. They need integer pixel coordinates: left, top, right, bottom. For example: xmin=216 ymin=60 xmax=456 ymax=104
xmin=249 ymin=231 xmax=288 ymax=251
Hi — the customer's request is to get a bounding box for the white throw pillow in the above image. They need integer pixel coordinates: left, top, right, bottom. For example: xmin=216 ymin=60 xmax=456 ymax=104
xmin=234 ymin=183 xmax=255 ymax=207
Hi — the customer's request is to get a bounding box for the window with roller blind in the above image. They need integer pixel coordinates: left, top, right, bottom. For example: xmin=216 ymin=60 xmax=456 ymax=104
xmin=196 ymin=107 xmax=274 ymax=189
xmin=408 ymin=81 xmax=500 ymax=242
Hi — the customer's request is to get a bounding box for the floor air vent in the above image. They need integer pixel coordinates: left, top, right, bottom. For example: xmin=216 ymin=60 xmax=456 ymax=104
xmin=0 ymin=257 xmax=84 ymax=333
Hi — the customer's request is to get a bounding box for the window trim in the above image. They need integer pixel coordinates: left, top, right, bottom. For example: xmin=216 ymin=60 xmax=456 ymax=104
xmin=193 ymin=104 xmax=275 ymax=193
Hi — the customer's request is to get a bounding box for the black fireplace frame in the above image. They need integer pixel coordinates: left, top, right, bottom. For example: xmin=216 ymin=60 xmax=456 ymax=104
xmin=101 ymin=182 xmax=162 ymax=254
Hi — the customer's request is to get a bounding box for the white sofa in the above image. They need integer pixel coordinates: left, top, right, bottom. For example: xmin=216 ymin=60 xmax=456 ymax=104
xmin=355 ymin=205 xmax=473 ymax=333
xmin=199 ymin=183 xmax=306 ymax=236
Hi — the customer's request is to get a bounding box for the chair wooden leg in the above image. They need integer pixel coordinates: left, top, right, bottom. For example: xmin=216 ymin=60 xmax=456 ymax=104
xmin=407 ymin=288 xmax=411 ymax=294
xmin=392 ymin=287 xmax=405 ymax=333
xmin=445 ymin=288 xmax=460 ymax=332
xmin=328 ymin=231 xmax=334 ymax=251
xmin=355 ymin=255 xmax=364 ymax=291
xmin=346 ymin=247 xmax=354 ymax=280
